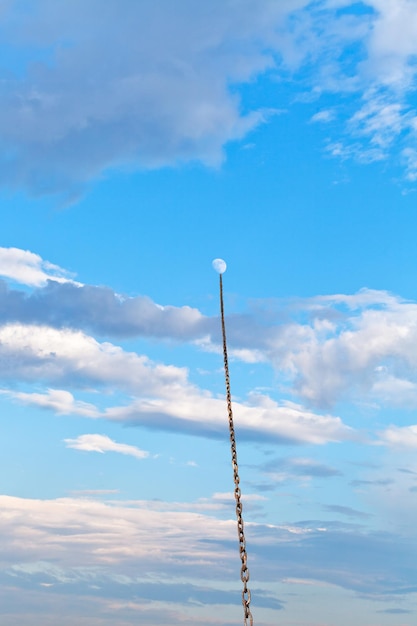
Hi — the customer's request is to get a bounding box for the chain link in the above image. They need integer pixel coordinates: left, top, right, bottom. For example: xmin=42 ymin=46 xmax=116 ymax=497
xmin=220 ymin=274 xmax=254 ymax=626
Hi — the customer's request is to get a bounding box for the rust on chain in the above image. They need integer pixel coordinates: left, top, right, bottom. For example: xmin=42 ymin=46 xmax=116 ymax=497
xmin=219 ymin=273 xmax=254 ymax=626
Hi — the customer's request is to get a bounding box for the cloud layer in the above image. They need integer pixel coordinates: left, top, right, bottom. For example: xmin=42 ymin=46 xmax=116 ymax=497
xmin=3 ymin=246 xmax=417 ymax=413
xmin=1 ymin=492 xmax=416 ymax=621
xmin=2 ymin=247 xmax=417 ymax=444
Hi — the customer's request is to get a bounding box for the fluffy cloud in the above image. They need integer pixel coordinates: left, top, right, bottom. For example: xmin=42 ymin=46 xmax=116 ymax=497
xmin=231 ymin=290 xmax=417 ymax=409
xmin=0 ymin=323 xmax=187 ymax=394
xmin=364 ymin=0 xmax=417 ymax=90
xmin=64 ymin=434 xmax=150 ymax=459
xmin=199 ymin=289 xmax=417 ymax=410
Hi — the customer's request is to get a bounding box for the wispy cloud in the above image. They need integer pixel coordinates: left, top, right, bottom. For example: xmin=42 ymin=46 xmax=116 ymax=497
xmin=310 ymin=109 xmax=336 ymax=123
xmin=64 ymin=434 xmax=150 ymax=460
xmin=261 ymin=456 xmax=343 ymax=482
xmin=322 ymin=504 xmax=372 ymax=519
xmin=305 ymin=0 xmax=417 ymax=175
xmin=10 ymin=388 xmax=98 ymax=417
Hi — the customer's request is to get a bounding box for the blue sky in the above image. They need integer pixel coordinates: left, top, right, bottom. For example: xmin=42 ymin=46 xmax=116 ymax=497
xmin=1 ymin=1 xmax=417 ymax=624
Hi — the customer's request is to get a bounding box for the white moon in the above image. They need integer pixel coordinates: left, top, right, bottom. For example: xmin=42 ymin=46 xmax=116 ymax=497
xmin=212 ymin=258 xmax=227 ymax=274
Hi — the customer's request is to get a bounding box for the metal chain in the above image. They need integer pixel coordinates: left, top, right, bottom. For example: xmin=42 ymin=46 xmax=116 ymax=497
xmin=219 ymin=274 xmax=254 ymax=626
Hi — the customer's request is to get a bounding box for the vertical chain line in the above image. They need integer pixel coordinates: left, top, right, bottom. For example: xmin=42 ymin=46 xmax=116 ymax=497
xmin=219 ymin=274 xmax=254 ymax=626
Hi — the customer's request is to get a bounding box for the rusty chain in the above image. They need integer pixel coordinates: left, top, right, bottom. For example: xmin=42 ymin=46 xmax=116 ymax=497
xmin=219 ymin=273 xmax=253 ymax=626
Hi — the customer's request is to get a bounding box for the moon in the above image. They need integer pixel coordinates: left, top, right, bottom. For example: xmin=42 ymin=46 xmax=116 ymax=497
xmin=212 ymin=258 xmax=227 ymax=274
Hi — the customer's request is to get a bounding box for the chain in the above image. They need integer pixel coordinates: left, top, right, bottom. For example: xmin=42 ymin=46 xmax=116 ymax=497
xmin=219 ymin=274 xmax=253 ymax=626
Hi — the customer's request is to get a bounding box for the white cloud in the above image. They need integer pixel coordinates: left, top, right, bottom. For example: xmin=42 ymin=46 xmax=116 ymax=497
xmin=64 ymin=434 xmax=149 ymax=459
xmin=310 ymin=109 xmax=336 ymax=123
xmin=0 ymin=247 xmax=77 ymax=287
xmin=233 ymin=291 xmax=417 ymax=409
xmin=378 ymin=425 xmax=417 ymax=448
xmin=9 ymin=388 xmax=98 ymax=417
xmin=364 ymin=0 xmax=417 ymax=90
xmin=105 ymin=393 xmax=354 ymax=445
xmin=309 ymin=288 xmax=402 ymax=309
xmin=278 ymin=303 xmax=417 ymax=407
xmin=4 ymin=385 xmax=353 ymax=446
xmin=0 ymin=323 xmax=187 ymax=393
xmin=348 ymin=92 xmax=408 ymax=151
xmin=3 ymin=387 xmax=86 ymax=415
